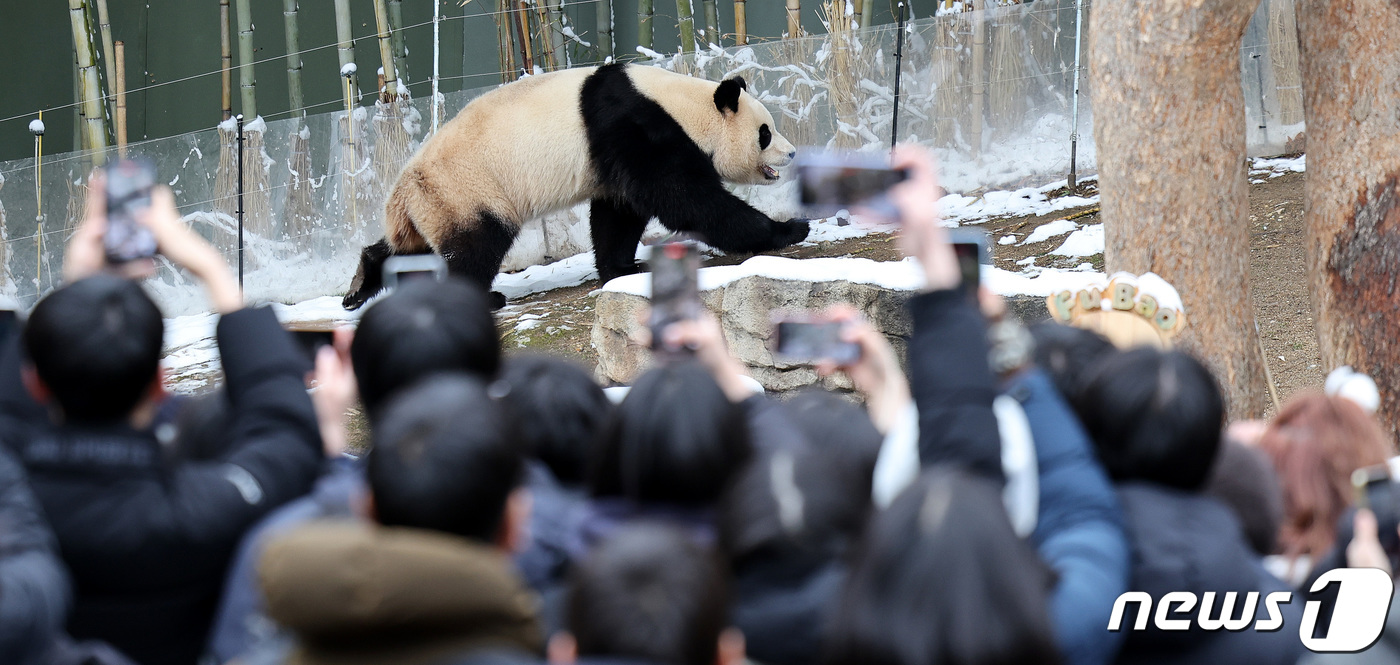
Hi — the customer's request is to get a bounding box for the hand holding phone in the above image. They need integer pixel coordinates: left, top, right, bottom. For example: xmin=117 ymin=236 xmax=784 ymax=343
xmin=382 ymin=255 xmax=449 ymax=292
xmin=648 ymin=238 xmax=702 ymax=357
xmin=104 ymin=158 xmax=159 ymax=265
xmin=796 ymin=150 xmax=910 ymax=220
xmin=948 ymin=228 xmax=989 ymax=299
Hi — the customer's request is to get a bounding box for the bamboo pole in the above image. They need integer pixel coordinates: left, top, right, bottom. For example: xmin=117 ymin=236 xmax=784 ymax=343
xmin=94 ymin=0 xmax=116 ymax=116
xmin=283 ymin=0 xmax=305 ymax=119
xmin=334 ymin=0 xmax=358 ymax=108
xmin=388 ymin=0 xmax=408 ymax=84
xmin=786 ymin=0 xmax=802 ymax=38
xmin=372 ymin=0 xmax=399 ymax=101
xmin=597 ymin=0 xmax=614 ymax=59
xmin=860 ymin=0 xmax=876 ymax=26
xmin=734 ymin=0 xmax=746 ymax=44
xmin=495 ymin=0 xmax=517 ymax=82
xmin=677 ymin=0 xmax=696 ymax=52
xmin=220 ymin=0 xmax=232 ymax=120
xmin=702 ymin=0 xmax=719 ymax=46
xmin=535 ymin=0 xmax=558 ymax=71
xmin=115 ymin=40 xmax=126 ymax=157
xmin=234 ymin=0 xmax=257 ymax=118
xmin=69 ymin=0 xmax=109 ymax=163
xmin=513 ymin=0 xmax=535 ymax=73
xmin=639 ymin=0 xmax=655 ymax=51
xmin=547 ymin=0 xmax=568 ymax=67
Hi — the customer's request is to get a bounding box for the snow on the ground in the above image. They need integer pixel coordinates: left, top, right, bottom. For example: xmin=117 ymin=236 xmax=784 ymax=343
xmin=940 ymin=178 xmax=1099 ymax=226
xmin=1052 ymin=224 xmax=1104 ymax=258
xmin=602 ymin=254 xmax=1106 ymax=300
xmin=1252 ymin=154 xmax=1306 ymax=177
xmin=1022 ymin=219 xmax=1078 ymax=245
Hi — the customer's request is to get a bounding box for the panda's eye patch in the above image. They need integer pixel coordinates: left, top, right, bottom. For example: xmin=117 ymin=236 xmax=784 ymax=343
xmin=759 ymin=124 xmax=772 ymax=149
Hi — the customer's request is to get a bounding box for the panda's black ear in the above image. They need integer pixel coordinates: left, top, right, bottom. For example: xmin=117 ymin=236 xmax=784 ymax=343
xmin=714 ymin=77 xmax=746 ymax=114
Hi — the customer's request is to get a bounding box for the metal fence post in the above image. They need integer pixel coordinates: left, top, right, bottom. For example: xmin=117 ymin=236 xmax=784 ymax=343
xmin=236 ymin=113 xmax=245 ymax=292
xmin=1068 ymin=0 xmax=1084 ymax=190
xmin=891 ymin=1 xmax=906 ymax=152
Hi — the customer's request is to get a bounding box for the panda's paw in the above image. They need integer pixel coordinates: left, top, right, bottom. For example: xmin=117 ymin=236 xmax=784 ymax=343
xmin=489 ymin=291 xmax=508 ymax=310
xmin=343 ymin=289 xmax=372 ymax=311
xmin=775 ymin=218 xmax=812 ymax=247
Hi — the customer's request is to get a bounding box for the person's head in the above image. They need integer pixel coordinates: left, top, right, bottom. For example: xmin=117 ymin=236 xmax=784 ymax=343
xmin=500 ymin=354 xmax=612 ymax=486
xmin=1072 ymin=347 xmax=1224 ymax=490
xmin=782 ymin=389 xmax=883 ymax=497
xmin=552 ymin=523 xmax=742 ymax=665
xmin=719 ymin=445 xmax=870 ymax=568
xmin=826 ymin=468 xmax=1060 ymax=665
xmin=590 ymin=362 xmax=751 ymax=506
xmin=1029 ymin=322 xmax=1116 ymax=403
xmin=1257 ymin=392 xmax=1392 ymax=558
xmin=23 ymin=275 xmax=164 ymax=424
xmin=1205 ymin=439 xmax=1285 ymax=556
xmin=367 ymin=373 xmax=527 ymax=548
xmin=350 ymin=277 xmax=500 ymax=418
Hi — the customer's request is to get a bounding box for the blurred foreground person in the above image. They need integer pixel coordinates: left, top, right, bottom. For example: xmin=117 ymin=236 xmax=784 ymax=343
xmin=1256 ymin=392 xmax=1392 ymax=585
xmin=0 ymin=178 xmax=321 ymax=665
xmin=549 ymin=523 xmax=744 ymax=665
xmin=209 ymin=276 xmax=503 ymax=663
xmin=1073 ymin=348 xmax=1306 ymax=665
xmin=259 ymin=375 xmax=539 ymax=665
xmin=826 ymin=468 xmax=1061 ymax=665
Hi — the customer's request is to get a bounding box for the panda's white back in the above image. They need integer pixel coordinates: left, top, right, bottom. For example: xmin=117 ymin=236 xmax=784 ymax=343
xmin=409 ymin=67 xmax=601 ymax=224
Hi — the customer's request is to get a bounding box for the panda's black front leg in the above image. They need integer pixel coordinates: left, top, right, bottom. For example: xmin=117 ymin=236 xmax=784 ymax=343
xmin=648 ymin=184 xmax=810 ymax=254
xmin=590 ymin=197 xmax=649 ymax=285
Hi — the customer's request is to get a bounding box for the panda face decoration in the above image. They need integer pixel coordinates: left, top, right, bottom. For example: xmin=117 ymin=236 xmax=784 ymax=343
xmin=712 ymin=77 xmax=796 ymax=186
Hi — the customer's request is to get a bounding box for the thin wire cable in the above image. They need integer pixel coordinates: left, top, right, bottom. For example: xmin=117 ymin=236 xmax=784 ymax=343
xmin=0 ymin=0 xmax=607 ymax=128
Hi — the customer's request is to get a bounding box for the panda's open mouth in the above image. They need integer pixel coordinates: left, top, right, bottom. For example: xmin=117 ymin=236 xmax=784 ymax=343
xmin=760 ymin=165 xmax=780 ymax=181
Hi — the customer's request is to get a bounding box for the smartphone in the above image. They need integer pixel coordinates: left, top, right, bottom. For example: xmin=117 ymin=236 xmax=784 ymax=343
xmin=286 ymin=328 xmax=336 ymax=365
xmin=0 ymin=310 xmax=18 ymax=347
xmin=104 ymin=158 xmax=159 ymax=264
xmin=773 ymin=318 xmax=861 ymax=365
xmin=382 ymin=254 xmax=448 ymax=291
xmin=648 ymin=238 xmax=702 ymax=355
xmin=795 ymin=151 xmax=909 ymax=219
xmin=948 ymin=228 xmax=989 ymax=299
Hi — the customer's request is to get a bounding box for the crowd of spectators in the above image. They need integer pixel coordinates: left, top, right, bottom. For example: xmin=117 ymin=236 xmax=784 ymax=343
xmin=0 ymin=147 xmax=1395 ymax=665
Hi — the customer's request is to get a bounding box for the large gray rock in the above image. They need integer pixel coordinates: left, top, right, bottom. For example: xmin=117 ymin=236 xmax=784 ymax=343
xmin=592 ymin=274 xmax=913 ymax=394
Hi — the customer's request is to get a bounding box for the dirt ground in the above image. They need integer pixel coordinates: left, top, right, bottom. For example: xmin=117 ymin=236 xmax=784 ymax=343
xmin=495 ymin=169 xmax=1320 ymax=414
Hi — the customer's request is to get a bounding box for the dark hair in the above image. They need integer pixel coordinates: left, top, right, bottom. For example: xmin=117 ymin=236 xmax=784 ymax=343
xmin=590 ymin=362 xmax=751 ymax=506
xmin=719 ymin=445 xmax=870 ymax=567
xmin=568 ymin=523 xmax=729 ymax=665
xmin=1206 ymin=439 xmax=1285 ymax=556
xmin=1029 ymin=322 xmax=1116 ymax=403
xmin=350 ymin=277 xmax=500 ymax=418
xmin=826 ymin=468 xmax=1060 ymax=665
xmin=499 ymin=354 xmax=611 ymax=485
xmin=1071 ymin=348 xmax=1224 ymax=490
xmin=24 ymin=275 xmax=164 ymax=423
xmin=782 ymin=389 xmax=882 ymax=498
xmin=368 ymin=374 xmax=524 ymax=542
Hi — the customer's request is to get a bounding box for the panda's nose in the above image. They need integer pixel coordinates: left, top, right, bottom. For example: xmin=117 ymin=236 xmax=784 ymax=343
xmin=787 ymin=150 xmax=796 ymax=160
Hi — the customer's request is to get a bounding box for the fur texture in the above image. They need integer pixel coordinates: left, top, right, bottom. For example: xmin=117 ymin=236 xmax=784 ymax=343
xmin=344 ymin=64 xmax=808 ymax=310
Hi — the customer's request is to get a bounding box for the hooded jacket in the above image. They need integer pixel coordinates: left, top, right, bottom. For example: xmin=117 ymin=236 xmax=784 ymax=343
xmin=1114 ymin=483 xmax=1307 ymax=665
xmin=260 ymin=521 xmax=543 ymax=665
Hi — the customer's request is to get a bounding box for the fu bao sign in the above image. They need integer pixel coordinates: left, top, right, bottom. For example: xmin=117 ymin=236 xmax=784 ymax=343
xmin=1108 ymin=569 xmax=1395 ymax=653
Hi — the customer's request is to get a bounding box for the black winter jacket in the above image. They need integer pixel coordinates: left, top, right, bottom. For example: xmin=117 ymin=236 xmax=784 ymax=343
xmin=907 ymin=290 xmax=1004 ymax=482
xmin=1114 ymin=483 xmax=1307 ymax=665
xmin=0 ymin=446 xmax=69 ymax=665
xmin=0 ymin=307 xmax=323 ymax=665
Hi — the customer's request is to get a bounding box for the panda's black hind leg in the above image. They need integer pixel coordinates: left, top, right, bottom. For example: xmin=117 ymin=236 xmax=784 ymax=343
xmin=437 ymin=211 xmax=519 ymax=310
xmin=590 ymin=197 xmax=649 ymax=286
xmin=344 ymin=238 xmax=394 ymax=310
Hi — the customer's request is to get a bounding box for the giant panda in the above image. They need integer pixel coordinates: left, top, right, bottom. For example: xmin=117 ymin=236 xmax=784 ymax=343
xmin=342 ymin=63 xmax=810 ymax=310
